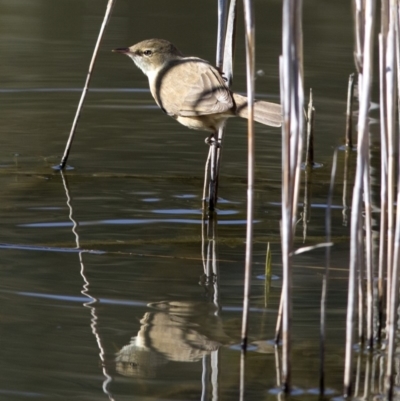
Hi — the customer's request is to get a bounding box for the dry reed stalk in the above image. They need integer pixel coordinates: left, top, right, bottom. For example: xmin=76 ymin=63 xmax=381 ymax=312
xmin=354 ymin=0 xmax=365 ymax=72
xmin=344 ymin=0 xmax=376 ymax=396
xmin=385 ymin=3 xmax=400 ymax=396
xmin=279 ymin=50 xmax=293 ymax=395
xmin=290 ymin=0 xmax=305 ymax=230
xmin=279 ymin=0 xmax=304 ymax=393
xmin=363 ymin=160 xmax=374 ymax=350
xmin=58 ymin=0 xmax=116 ymax=170
xmin=274 ymin=289 xmax=283 ymax=344
xmin=208 ymin=141 xmax=218 ymax=211
xmin=305 ymin=88 xmax=315 ymax=167
xmin=377 ymin=33 xmax=388 ymax=341
xmin=376 ymin=0 xmax=389 ymax=342
xmin=274 ymin=346 xmax=282 ymax=387
xmin=357 ymin=228 xmax=365 ymax=344
xmin=264 ymin=243 xmax=272 ymax=308
xmin=345 ymin=73 xmax=355 ymax=148
xmin=203 ymin=150 xmax=212 ymax=209
xmin=385 ymin=169 xmax=400 ymax=397
xmin=342 ymin=148 xmax=350 ymax=227
xmin=200 ymin=214 xmax=221 ymax=311
xmin=319 ymin=149 xmax=337 ymax=395
xmin=385 ymin=114 xmax=400 ymax=396
xmin=385 ymin=14 xmax=396 ymax=336
xmin=211 ymin=216 xmax=220 ymax=310
xmin=240 ymin=1 xmax=255 ymax=399
xmin=201 ymin=215 xmax=207 ymax=274
xmin=302 ymin=167 xmax=311 ymax=243
xmin=208 ymin=0 xmax=229 ymax=209
xmin=346 ymin=0 xmax=362 ymax=375
xmin=223 ymin=0 xmax=238 ymax=87
xmin=354 ymin=350 xmax=363 ymax=397
xmin=216 ymin=0 xmax=229 ymax=70
xmin=363 ymin=353 xmax=373 ymax=398
xmin=210 ymin=0 xmax=237 ymax=209
xmin=240 ymin=0 xmax=255 ymax=352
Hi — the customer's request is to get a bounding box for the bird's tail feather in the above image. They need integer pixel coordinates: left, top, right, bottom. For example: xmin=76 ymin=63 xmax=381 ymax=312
xmin=233 ymin=93 xmax=282 ymax=127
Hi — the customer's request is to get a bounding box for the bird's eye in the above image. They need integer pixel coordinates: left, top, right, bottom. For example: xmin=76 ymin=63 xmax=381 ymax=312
xmin=143 ymin=50 xmax=153 ymax=57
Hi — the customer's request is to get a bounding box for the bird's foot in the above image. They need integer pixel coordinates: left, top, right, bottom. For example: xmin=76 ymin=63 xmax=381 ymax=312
xmin=204 ymin=135 xmax=219 ymax=147
xmin=204 ymin=135 xmax=214 ymax=145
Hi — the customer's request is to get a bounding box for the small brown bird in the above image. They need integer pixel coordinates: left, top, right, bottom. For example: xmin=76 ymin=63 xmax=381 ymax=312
xmin=113 ymin=39 xmax=282 ymax=136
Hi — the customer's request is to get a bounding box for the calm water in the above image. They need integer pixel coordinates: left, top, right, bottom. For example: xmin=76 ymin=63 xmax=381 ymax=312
xmin=0 ymin=1 xmax=386 ymax=400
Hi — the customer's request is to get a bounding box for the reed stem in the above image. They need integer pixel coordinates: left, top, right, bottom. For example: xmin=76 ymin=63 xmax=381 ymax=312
xmin=58 ymin=0 xmax=116 ymax=170
xmin=345 ymin=73 xmax=355 ymax=148
xmin=305 ymin=88 xmax=315 ymax=167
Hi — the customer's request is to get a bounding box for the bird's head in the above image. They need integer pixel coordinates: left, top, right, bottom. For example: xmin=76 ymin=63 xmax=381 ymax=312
xmin=113 ymin=38 xmax=184 ymax=77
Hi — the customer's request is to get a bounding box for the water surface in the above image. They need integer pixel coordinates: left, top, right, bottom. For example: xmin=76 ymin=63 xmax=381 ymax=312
xmin=0 ymin=1 xmax=381 ymax=400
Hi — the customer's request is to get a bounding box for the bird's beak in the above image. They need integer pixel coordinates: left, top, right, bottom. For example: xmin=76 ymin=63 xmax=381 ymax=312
xmin=112 ymin=47 xmax=130 ymax=54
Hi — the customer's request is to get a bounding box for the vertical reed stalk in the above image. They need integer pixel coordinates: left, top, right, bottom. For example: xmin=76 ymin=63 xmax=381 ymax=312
xmin=342 ymin=148 xmax=350 ymax=227
xmin=209 ymin=0 xmax=228 ymax=209
xmin=279 ymin=0 xmax=304 ymax=393
xmin=265 ymin=242 xmax=272 ymax=308
xmin=274 ymin=290 xmax=283 ymax=344
xmin=216 ymin=0 xmax=229 ymax=70
xmin=208 ymin=138 xmax=219 ymax=211
xmin=210 ymin=215 xmax=220 ymax=310
xmin=58 ymin=0 xmax=116 ymax=170
xmin=203 ymin=149 xmax=212 ymax=209
xmin=305 ymin=88 xmax=315 ymax=167
xmin=344 ymin=0 xmax=375 ymax=396
xmin=385 ymin=13 xmax=396 ymax=336
xmin=240 ymin=0 xmax=255 ymax=353
xmin=385 ymin=3 xmax=400 ymax=395
xmin=320 ymin=149 xmax=337 ymax=396
xmin=363 ymin=353 xmax=373 ymax=399
xmin=363 ymin=159 xmax=374 ymax=349
xmin=215 ymin=0 xmax=237 ymax=204
xmin=385 ymin=154 xmax=400 ymax=398
xmin=201 ymin=355 xmax=210 ymax=401
xmin=211 ymin=0 xmax=237 ymax=208
xmin=377 ymin=0 xmax=393 ymax=341
xmin=377 ymin=33 xmax=388 ymax=342
xmin=274 ymin=346 xmax=282 ymax=387
xmin=240 ymin=1 xmax=255 ymax=397
xmin=357 ymin=228 xmax=365 ymax=344
xmin=302 ymin=167 xmax=311 ymax=243
xmin=354 ymin=0 xmax=365 ymax=73
xmin=291 ymin=0 xmax=305 ymax=230
xmin=223 ymin=0 xmax=238 ymax=87
xmin=354 ymin=350 xmax=362 ymax=397
xmin=345 ymin=73 xmax=355 ymax=148
xmin=377 ymin=0 xmax=389 ymax=341
xmin=201 ymin=214 xmax=207 ymax=274
xmin=279 ymin=50 xmax=293 ymax=394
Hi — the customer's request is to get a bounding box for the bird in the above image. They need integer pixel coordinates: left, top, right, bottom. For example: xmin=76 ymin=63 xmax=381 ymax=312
xmin=113 ymin=38 xmax=282 ymax=139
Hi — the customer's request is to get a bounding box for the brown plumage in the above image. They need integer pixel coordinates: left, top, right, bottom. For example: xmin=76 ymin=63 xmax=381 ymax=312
xmin=113 ymin=39 xmax=282 ymax=134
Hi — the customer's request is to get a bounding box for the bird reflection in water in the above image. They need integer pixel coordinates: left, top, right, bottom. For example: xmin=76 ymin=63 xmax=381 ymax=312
xmin=116 ymin=300 xmax=231 ymax=378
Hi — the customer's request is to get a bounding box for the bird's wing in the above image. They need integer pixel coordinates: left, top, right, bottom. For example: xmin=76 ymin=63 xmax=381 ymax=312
xmin=156 ymin=58 xmax=234 ymax=117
